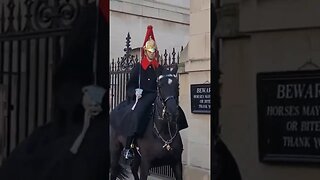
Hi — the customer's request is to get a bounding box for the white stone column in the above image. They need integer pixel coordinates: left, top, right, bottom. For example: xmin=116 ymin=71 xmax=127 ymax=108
xmin=179 ymin=0 xmax=211 ymax=178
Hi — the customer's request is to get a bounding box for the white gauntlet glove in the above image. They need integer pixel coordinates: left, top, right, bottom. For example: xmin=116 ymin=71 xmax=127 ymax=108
xmin=135 ymin=88 xmax=143 ymax=99
xmin=132 ymin=88 xmax=143 ymax=110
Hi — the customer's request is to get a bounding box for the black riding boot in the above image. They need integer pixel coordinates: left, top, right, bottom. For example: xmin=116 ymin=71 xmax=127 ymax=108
xmin=123 ymin=136 xmax=134 ymax=160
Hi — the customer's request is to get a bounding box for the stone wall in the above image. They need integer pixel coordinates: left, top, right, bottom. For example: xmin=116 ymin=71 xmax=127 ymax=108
xmin=110 ymin=0 xmax=190 ymax=59
xmin=219 ymin=0 xmax=320 ymax=179
xmin=179 ymin=0 xmax=211 ymax=178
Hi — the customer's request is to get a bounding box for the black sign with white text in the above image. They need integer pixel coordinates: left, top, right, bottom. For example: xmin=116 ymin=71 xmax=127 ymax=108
xmin=257 ymin=70 xmax=320 ymax=163
xmin=190 ymin=84 xmax=211 ymax=114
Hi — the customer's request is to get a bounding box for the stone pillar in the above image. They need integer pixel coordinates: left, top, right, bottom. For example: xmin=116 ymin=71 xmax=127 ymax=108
xmin=179 ymin=0 xmax=211 ymax=178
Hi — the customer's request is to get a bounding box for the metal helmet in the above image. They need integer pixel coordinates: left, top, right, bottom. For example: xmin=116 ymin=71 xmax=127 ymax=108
xmin=144 ymin=36 xmax=157 ymax=53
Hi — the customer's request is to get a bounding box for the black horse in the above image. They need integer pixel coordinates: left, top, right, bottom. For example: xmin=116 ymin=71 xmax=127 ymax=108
xmin=110 ymin=65 xmax=184 ymax=180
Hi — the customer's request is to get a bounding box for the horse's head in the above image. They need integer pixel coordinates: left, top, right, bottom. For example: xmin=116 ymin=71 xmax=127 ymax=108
xmin=156 ymin=64 xmax=179 ymax=121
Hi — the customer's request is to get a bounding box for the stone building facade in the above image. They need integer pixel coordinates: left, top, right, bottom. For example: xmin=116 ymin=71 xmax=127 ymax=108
xmin=217 ymin=0 xmax=320 ymax=179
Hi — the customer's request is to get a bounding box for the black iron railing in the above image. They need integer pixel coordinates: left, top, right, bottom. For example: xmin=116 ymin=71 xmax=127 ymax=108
xmin=0 ymin=0 xmax=90 ymax=163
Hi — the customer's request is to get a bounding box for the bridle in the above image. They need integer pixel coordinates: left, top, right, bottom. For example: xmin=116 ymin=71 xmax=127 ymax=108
xmin=153 ymin=74 xmax=179 ymax=151
xmin=163 ymin=96 xmax=175 ymax=104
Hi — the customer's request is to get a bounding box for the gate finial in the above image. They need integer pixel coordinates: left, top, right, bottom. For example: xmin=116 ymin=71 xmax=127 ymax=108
xmin=120 ymin=32 xmax=134 ymax=70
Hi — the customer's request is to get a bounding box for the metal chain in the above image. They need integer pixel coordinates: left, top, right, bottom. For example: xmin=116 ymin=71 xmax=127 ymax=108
xmin=153 ymin=107 xmax=178 ymax=148
xmin=153 ymin=122 xmax=177 ymax=146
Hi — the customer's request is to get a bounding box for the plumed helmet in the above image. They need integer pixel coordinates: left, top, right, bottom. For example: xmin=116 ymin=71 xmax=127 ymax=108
xmin=141 ymin=25 xmax=158 ymax=57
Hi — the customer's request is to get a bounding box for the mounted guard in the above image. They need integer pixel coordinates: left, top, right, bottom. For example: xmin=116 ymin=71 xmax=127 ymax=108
xmin=110 ymin=25 xmax=188 ymax=180
xmin=122 ymin=25 xmax=161 ymax=159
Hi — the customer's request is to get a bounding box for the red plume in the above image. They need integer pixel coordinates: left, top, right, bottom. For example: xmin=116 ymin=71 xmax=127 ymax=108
xmin=99 ymin=0 xmax=109 ymax=23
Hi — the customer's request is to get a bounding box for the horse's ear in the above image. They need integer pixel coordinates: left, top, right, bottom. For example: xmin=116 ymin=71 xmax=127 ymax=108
xmin=171 ymin=64 xmax=178 ymax=75
xmin=156 ymin=65 xmax=163 ymax=77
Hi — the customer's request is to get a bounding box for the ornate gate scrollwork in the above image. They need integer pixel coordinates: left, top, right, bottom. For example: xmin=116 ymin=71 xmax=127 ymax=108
xmin=34 ymin=0 xmax=80 ymax=29
xmin=119 ymin=33 xmax=136 ymax=71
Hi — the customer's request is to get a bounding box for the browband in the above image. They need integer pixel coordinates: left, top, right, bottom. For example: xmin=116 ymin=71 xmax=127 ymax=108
xmin=158 ymin=74 xmax=176 ymax=80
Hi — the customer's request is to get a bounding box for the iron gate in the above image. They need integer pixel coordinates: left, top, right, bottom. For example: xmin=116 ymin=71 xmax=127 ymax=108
xmin=110 ymin=33 xmax=183 ymax=179
xmin=0 ymin=0 xmax=91 ymax=163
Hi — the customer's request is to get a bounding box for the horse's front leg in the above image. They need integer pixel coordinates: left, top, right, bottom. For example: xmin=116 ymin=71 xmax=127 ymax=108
xmin=110 ymin=139 xmax=123 ymax=180
xmin=139 ymin=159 xmax=151 ymax=180
xmin=171 ymin=161 xmax=183 ymax=180
xmin=110 ymin=149 xmax=121 ymax=180
xmin=131 ymin=156 xmax=141 ymax=180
